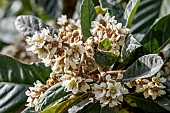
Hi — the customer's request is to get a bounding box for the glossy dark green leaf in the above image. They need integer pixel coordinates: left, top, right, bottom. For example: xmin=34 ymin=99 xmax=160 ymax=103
xmin=80 ymin=0 xmax=97 ymax=40
xmin=159 ymin=0 xmax=170 ymax=18
xmin=94 ymin=51 xmax=120 ymax=67
xmin=128 ymin=95 xmax=166 ymax=112
xmin=99 ymin=0 xmax=124 ymax=23
xmin=141 ymin=14 xmax=170 ymax=54
xmin=154 ymin=81 xmax=170 ymax=111
xmin=121 ymin=34 xmax=142 ymax=62
xmin=124 ymin=0 xmax=140 ymax=28
xmin=162 ymin=44 xmax=170 ymax=60
xmin=99 ymin=38 xmax=111 ymax=51
xmin=21 ymin=107 xmax=39 ymax=113
xmin=78 ymin=102 xmax=116 ymax=113
xmin=0 ymin=54 xmax=51 ymax=84
xmin=37 ymin=0 xmax=60 ymax=19
xmin=118 ymin=34 xmax=142 ymax=70
xmin=15 ymin=15 xmax=57 ymax=37
xmin=39 ymin=83 xmax=69 ymax=110
xmin=131 ymin=0 xmax=162 ymax=34
xmin=0 ymin=55 xmax=51 ymax=113
xmin=123 ymin=54 xmax=164 ymax=82
xmin=0 ymin=82 xmax=29 ymax=113
xmin=40 ymin=93 xmax=89 ymax=113
xmin=154 ymin=97 xmax=170 ymax=112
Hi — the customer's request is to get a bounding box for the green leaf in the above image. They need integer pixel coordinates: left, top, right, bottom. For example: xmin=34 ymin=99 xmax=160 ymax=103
xmin=159 ymin=0 xmax=170 ymax=18
xmin=99 ymin=0 xmax=124 ymax=23
xmin=0 ymin=54 xmax=51 ymax=113
xmin=141 ymin=14 xmax=170 ymax=54
xmin=118 ymin=34 xmax=142 ymax=70
xmin=92 ymin=0 xmax=100 ymax=6
xmin=0 ymin=54 xmax=51 ymax=84
xmin=99 ymin=38 xmax=111 ymax=51
xmin=39 ymin=83 xmax=69 ymax=110
xmin=0 ymin=82 xmax=29 ymax=113
xmin=154 ymin=97 xmax=170 ymax=112
xmin=40 ymin=93 xmax=89 ymax=113
xmin=21 ymin=107 xmax=39 ymax=113
xmin=121 ymin=34 xmax=142 ymax=63
xmin=73 ymin=99 xmax=92 ymax=113
xmin=15 ymin=15 xmax=57 ymax=37
xmin=123 ymin=54 xmax=164 ymax=82
xmin=80 ymin=0 xmax=97 ymax=40
xmin=154 ymin=81 xmax=170 ymax=111
xmin=131 ymin=0 xmax=162 ymax=34
xmin=95 ymin=6 xmax=107 ymax=15
xmin=78 ymin=102 xmax=115 ymax=113
xmin=124 ymin=96 xmax=137 ymax=107
xmin=127 ymin=95 xmax=166 ymax=112
xmin=124 ymin=0 xmax=140 ymax=28
xmin=37 ymin=0 xmax=60 ymax=19
xmin=162 ymin=44 xmax=170 ymax=60
xmin=94 ymin=51 xmax=120 ymax=67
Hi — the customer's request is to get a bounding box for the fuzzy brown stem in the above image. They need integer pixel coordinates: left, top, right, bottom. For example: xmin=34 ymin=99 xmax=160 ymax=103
xmin=78 ymin=53 xmax=85 ymax=76
xmin=88 ymin=68 xmax=98 ymax=74
xmin=106 ymin=70 xmax=126 ymax=74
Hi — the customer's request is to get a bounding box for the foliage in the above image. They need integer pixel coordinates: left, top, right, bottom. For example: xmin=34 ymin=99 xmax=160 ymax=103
xmin=0 ymin=54 xmax=51 ymax=113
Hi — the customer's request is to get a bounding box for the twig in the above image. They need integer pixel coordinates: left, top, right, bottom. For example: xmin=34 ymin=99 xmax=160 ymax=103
xmin=90 ymin=58 xmax=103 ymax=73
xmin=78 ymin=53 xmax=85 ymax=75
xmin=106 ymin=70 xmax=126 ymax=74
xmin=89 ymin=68 xmax=98 ymax=74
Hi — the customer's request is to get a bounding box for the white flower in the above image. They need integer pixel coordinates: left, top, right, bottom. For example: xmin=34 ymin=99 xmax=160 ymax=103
xmin=106 ymin=82 xmax=122 ymax=98
xmin=152 ymin=73 xmax=166 ymax=84
xmin=25 ymin=80 xmax=45 ymax=111
xmin=68 ymin=106 xmax=79 ymax=113
xmin=61 ymin=75 xmax=91 ymax=94
xmin=135 ymin=74 xmax=167 ymax=100
xmin=66 ymin=19 xmax=80 ymax=31
xmin=84 ymin=37 xmax=98 ymax=58
xmin=85 ymin=46 xmax=94 ymax=58
xmin=78 ymin=79 xmax=91 ymax=93
xmin=52 ymin=57 xmax=65 ymax=73
xmin=62 ymin=76 xmax=79 ymax=94
xmin=42 ymin=57 xmax=55 ymax=67
xmin=93 ymin=75 xmax=129 ymax=107
xmin=68 ymin=41 xmax=86 ymax=59
xmin=26 ymin=28 xmax=52 ymax=47
xmin=57 ymin=15 xmax=68 ymax=26
xmin=64 ymin=56 xmax=79 ymax=70
xmin=26 ymin=27 xmax=65 ymax=63
xmin=90 ymin=12 xmax=129 ymax=47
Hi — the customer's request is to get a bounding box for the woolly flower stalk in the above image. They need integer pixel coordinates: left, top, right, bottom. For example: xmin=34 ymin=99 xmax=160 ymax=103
xmin=90 ymin=13 xmax=130 ymax=46
xmin=93 ymin=75 xmax=129 ymax=107
xmin=135 ymin=73 xmax=166 ymax=100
